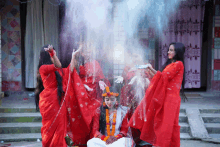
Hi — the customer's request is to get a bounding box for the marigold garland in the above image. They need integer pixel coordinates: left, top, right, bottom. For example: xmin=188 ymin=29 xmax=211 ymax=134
xmin=102 ymin=86 xmax=119 ymax=97
xmin=106 ymin=109 xmax=117 ymax=137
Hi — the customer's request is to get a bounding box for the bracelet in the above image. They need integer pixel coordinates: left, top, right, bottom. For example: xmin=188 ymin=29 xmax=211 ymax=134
xmin=103 ymin=136 xmax=110 ymax=142
xmin=94 ymin=133 xmax=98 ymax=138
xmin=49 ymin=50 xmax=55 ymax=57
xmin=115 ymin=134 xmax=123 ymax=139
xmin=101 ymin=135 xmax=106 ymax=140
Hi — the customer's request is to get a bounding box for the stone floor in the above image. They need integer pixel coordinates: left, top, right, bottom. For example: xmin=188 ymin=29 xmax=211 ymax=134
xmin=0 ymin=140 xmax=220 ymax=147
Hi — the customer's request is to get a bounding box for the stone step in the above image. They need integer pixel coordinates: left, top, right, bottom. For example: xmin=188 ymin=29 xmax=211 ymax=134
xmin=204 ymin=123 xmax=220 ymax=134
xmin=201 ymin=113 xmax=220 ymax=123
xmin=180 ymin=109 xmax=185 ymax=113
xmin=180 ymin=133 xmax=192 ymax=140
xmin=200 ymin=109 xmax=220 ymax=114
xmin=0 ymin=108 xmax=37 ymax=113
xmin=180 ymin=123 xmax=190 ymax=133
xmin=0 ymin=122 xmax=42 ymax=134
xmin=209 ymin=134 xmax=220 ymax=141
xmin=0 ymin=133 xmax=192 ymax=143
xmin=0 ymin=113 xmax=42 ymax=123
xmin=179 ymin=113 xmax=187 ymax=123
xmin=0 ymin=133 xmax=42 ymax=142
xmin=0 ymin=122 xmax=189 ymax=134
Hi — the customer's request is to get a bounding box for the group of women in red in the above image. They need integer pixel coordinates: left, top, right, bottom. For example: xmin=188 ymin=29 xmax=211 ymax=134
xmin=35 ymin=42 xmax=186 ymax=147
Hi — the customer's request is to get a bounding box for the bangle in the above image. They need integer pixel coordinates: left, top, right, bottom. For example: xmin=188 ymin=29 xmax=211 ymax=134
xmin=103 ymin=136 xmax=110 ymax=142
xmin=94 ymin=133 xmax=98 ymax=138
xmin=49 ymin=50 xmax=55 ymax=57
xmin=115 ymin=134 xmax=123 ymax=139
xmin=101 ymin=135 xmax=106 ymax=140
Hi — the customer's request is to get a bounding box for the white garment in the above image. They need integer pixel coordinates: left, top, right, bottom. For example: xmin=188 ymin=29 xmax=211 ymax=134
xmin=87 ymin=137 xmax=133 ymax=147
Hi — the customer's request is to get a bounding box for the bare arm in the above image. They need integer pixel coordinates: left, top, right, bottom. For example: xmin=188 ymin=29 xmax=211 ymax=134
xmin=52 ymin=51 xmax=62 ymax=68
xmin=44 ymin=45 xmax=62 ymax=68
xmin=148 ymin=66 xmax=157 ymax=75
xmin=146 ymin=64 xmax=157 ymax=78
xmin=70 ymin=55 xmax=76 ymax=72
xmin=70 ymin=44 xmax=83 ymax=72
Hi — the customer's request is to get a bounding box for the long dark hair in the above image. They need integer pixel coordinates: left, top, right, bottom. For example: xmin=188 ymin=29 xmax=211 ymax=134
xmin=160 ymin=42 xmax=187 ymax=102
xmin=35 ymin=45 xmax=64 ymax=111
xmin=99 ymin=87 xmax=119 ymax=135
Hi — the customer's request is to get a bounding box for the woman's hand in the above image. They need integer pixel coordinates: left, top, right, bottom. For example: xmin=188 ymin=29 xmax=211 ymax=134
xmin=70 ymin=44 xmax=83 ymax=72
xmin=106 ymin=136 xmax=117 ymax=145
xmin=146 ymin=63 xmax=157 ymax=78
xmin=44 ymin=44 xmax=53 ymax=52
xmin=115 ymin=76 xmax=124 ymax=83
xmin=99 ymin=80 xmax=107 ymax=91
xmin=72 ymin=43 xmax=83 ymax=58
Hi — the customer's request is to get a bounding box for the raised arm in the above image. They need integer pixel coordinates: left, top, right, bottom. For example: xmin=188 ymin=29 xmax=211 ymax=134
xmin=44 ymin=44 xmax=62 ymax=68
xmin=70 ymin=44 xmax=83 ymax=72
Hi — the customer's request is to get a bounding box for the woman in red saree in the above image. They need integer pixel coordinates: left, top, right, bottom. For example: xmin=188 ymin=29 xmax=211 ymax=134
xmin=35 ymin=44 xmax=101 ymax=147
xmin=128 ymin=42 xmax=187 ymax=147
xmin=35 ymin=44 xmax=68 ymax=147
xmin=78 ymin=45 xmax=110 ymax=104
xmin=64 ymin=43 xmax=110 ymax=146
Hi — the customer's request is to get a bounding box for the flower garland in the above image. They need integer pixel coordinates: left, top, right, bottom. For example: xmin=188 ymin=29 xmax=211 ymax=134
xmin=105 ymin=109 xmax=117 ymax=137
xmin=102 ymin=86 xmax=119 ymax=97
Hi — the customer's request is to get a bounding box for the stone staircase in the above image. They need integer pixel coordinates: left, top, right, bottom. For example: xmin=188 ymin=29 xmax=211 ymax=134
xmin=200 ymin=109 xmax=220 ymax=141
xmin=0 ymin=107 xmax=192 ymax=142
xmin=179 ymin=109 xmax=192 ymax=139
xmin=0 ymin=107 xmax=42 ymax=142
xmin=0 ymin=107 xmax=219 ymax=143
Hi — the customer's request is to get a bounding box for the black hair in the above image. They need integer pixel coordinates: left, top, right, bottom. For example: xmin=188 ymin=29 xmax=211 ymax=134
xmin=75 ymin=54 xmax=85 ymax=74
xmin=160 ymin=42 xmax=187 ymax=102
xmin=99 ymin=87 xmax=119 ymax=135
xmin=35 ymin=45 xmax=64 ymax=111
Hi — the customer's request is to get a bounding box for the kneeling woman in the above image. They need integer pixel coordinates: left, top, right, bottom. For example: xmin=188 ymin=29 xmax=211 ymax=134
xmin=87 ymin=86 xmax=134 ymax=147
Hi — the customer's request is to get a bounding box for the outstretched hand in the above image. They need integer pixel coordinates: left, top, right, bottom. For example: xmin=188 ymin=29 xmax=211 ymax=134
xmin=44 ymin=44 xmax=53 ymax=52
xmin=72 ymin=43 xmax=83 ymax=57
xmin=115 ymin=76 xmax=124 ymax=83
xmin=99 ymin=81 xmax=107 ymax=91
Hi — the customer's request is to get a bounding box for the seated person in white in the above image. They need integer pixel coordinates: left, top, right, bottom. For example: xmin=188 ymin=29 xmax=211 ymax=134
xmin=87 ymin=86 xmax=134 ymax=147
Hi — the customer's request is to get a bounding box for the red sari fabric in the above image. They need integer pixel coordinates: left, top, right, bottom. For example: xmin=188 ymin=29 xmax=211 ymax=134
xmin=39 ymin=64 xmax=101 ymax=146
xmin=39 ymin=64 xmax=69 ymax=147
xmin=66 ymin=60 xmax=109 ymax=146
xmin=128 ymin=61 xmax=184 ymax=147
xmin=120 ymin=66 xmax=151 ymax=116
xmin=65 ymin=68 xmax=101 ymax=145
xmin=120 ymin=66 xmax=151 ymax=144
xmin=79 ymin=60 xmax=108 ymax=104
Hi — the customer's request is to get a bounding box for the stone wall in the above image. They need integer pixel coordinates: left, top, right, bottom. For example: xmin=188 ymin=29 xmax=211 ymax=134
xmin=0 ymin=0 xmax=22 ymax=91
